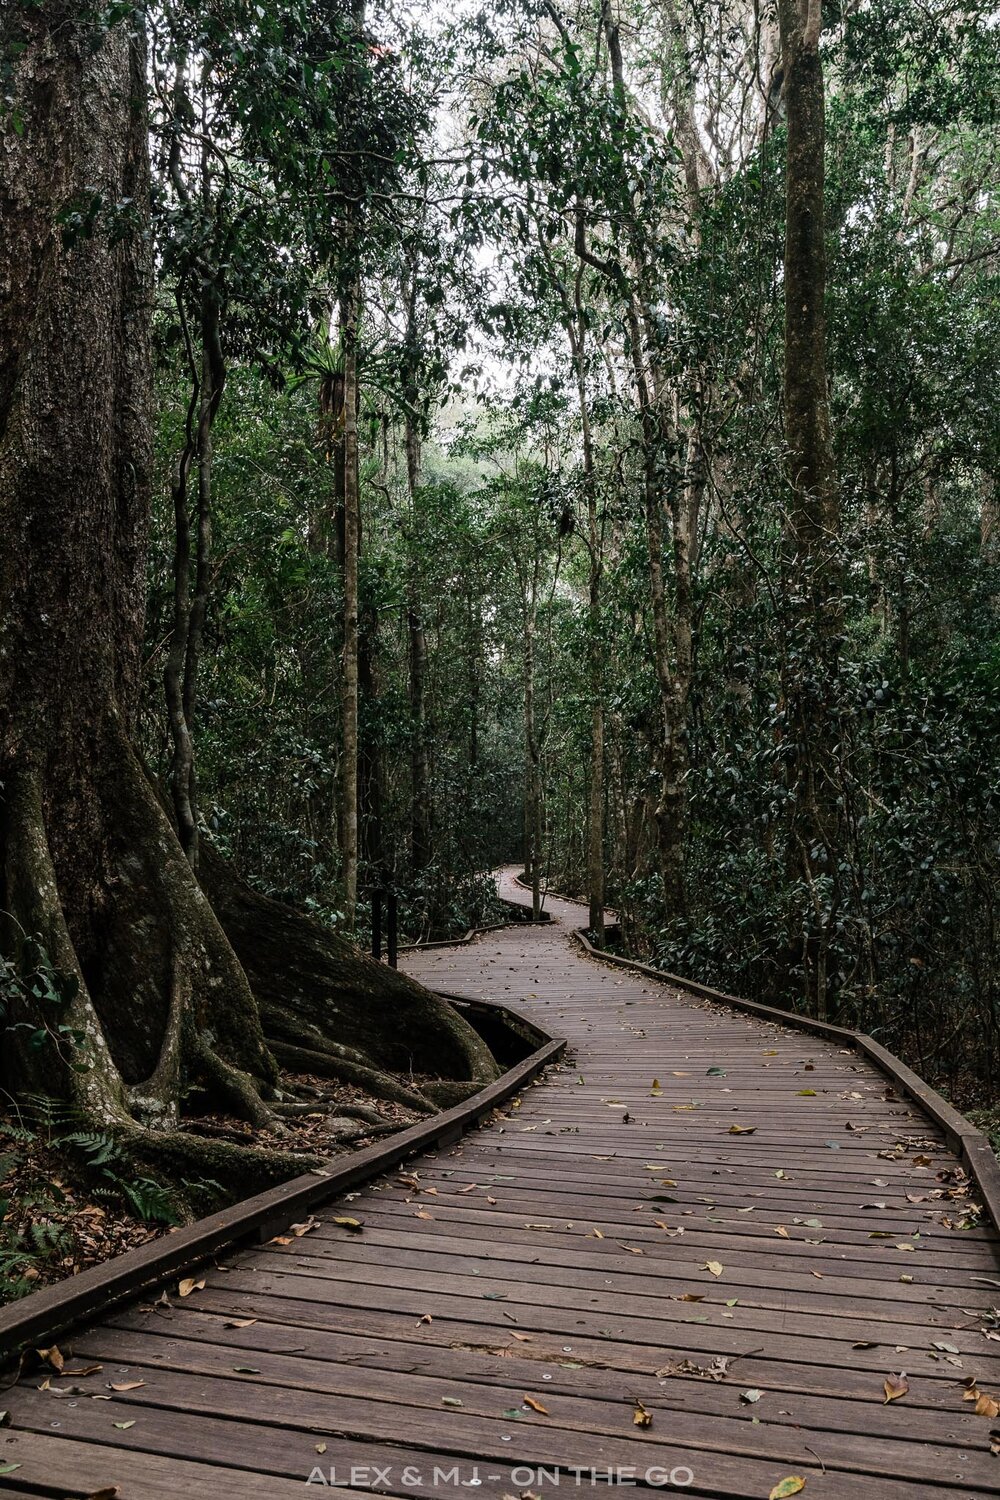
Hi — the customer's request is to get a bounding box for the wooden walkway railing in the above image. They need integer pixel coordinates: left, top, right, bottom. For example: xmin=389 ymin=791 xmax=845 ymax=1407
xmin=0 ymin=871 xmax=998 ymax=1497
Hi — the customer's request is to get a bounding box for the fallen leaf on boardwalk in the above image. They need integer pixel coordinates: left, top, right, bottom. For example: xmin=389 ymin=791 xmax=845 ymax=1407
xmin=883 ymin=1373 xmax=909 ymax=1403
xmin=774 ymin=1226 xmax=789 ymax=1238
xmin=233 ymin=1366 xmax=261 ymax=1373
xmin=178 ymin=1277 xmax=205 ymax=1297
xmin=775 ymin=1170 xmax=788 ymax=1180
xmin=510 ymin=1332 xmax=533 ymax=1341
xmin=418 ymin=1314 xmax=433 ymax=1325
xmin=671 ymin=1071 xmax=690 ymax=1076
xmin=113 ymin=1420 xmax=136 ymax=1430
xmin=729 ymin=1125 xmax=756 ymax=1135
xmin=678 ymin=1293 xmax=705 ymax=1302
xmin=633 ymin=1401 xmax=652 ymax=1427
xmin=109 ymin=1381 xmax=145 ymax=1392
xmin=459 ymin=1183 xmax=479 ymax=1194
xmin=769 ymin=1480 xmax=805 ymax=1500
xmin=331 ymin=1216 xmax=364 ymax=1232
xmin=487 ymin=1197 xmax=498 ymax=1205
xmin=523 ymin=1395 xmax=549 ymax=1414
xmin=740 ymin=1388 xmax=763 ymax=1404
xmin=706 ymin=1067 xmax=726 ymax=1077
xmin=657 ymin=1355 xmax=730 ymax=1381
xmin=702 ymin=1260 xmax=723 ymax=1277
xmin=973 ymin=1391 xmax=1000 ymax=1418
xmin=763 ymin=1050 xmax=778 ymax=1056
xmin=37 ymin=1346 xmax=64 ymax=1372
xmin=415 ymin=1210 xmax=434 ymax=1220
xmin=796 ymin=1090 xmax=817 ymax=1097
xmin=932 ymin=1341 xmax=960 ymax=1354
xmin=619 ymin=1244 xmax=644 ymax=1255
xmin=316 ymin=1444 xmax=327 ymax=1454
xmin=292 ymin=1217 xmax=319 ymax=1236
xmin=591 ymin=1228 xmax=604 ymax=1239
xmin=223 ymin=1317 xmax=258 ymax=1329
xmin=810 ymin=1270 xmax=824 ymax=1279
xmin=912 ymin=1154 xmax=933 ymax=1166
xmin=0 ymin=1466 xmax=20 ymax=1477
xmin=441 ymin=1396 xmax=463 ymax=1407
xmin=62 ymin=1364 xmax=102 ymax=1377
xmin=268 ymin=1235 xmax=292 ymax=1246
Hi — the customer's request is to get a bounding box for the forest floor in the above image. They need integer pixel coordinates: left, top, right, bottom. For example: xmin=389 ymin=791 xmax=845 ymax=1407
xmin=0 ymin=1072 xmax=419 ymax=1305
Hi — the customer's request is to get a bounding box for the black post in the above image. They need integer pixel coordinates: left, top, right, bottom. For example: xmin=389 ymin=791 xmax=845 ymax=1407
xmin=387 ymin=890 xmax=398 ymax=970
xmin=371 ymin=888 xmax=383 ymax=963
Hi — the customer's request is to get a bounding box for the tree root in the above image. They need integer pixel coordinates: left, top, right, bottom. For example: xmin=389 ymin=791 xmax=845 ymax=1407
xmin=270 ymin=1041 xmax=436 ymax=1113
xmin=185 ymin=1025 xmax=284 ymax=1135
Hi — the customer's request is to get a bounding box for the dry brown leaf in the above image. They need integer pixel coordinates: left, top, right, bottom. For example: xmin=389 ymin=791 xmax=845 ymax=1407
xmin=633 ymin=1401 xmax=652 ymax=1428
xmin=702 ymin=1260 xmax=723 ymax=1277
xmin=883 ymin=1373 xmax=909 ymax=1403
xmin=729 ymin=1125 xmax=756 ymax=1135
xmin=974 ymin=1391 xmax=1000 ymax=1418
xmin=774 ymin=1226 xmax=790 ymax=1238
xmin=523 ymin=1395 xmax=549 ymax=1414
xmin=178 ymin=1277 xmax=205 ymax=1297
xmin=109 ymin=1381 xmax=145 ymax=1392
xmin=37 ymin=1346 xmax=64 ymax=1373
xmin=223 ymin=1318 xmax=258 ymax=1329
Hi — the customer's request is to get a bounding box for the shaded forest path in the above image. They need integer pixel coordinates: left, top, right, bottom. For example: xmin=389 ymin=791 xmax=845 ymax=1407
xmin=2 ymin=871 xmax=999 ymax=1497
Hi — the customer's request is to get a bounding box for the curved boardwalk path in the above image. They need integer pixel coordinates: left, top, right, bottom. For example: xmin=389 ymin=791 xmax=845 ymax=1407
xmin=2 ymin=874 xmax=999 ymax=1498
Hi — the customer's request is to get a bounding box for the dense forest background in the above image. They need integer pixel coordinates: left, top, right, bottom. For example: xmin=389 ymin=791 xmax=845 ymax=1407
xmin=2 ymin=0 xmax=999 ymax=1197
xmin=131 ymin=0 xmax=1000 ymax=1108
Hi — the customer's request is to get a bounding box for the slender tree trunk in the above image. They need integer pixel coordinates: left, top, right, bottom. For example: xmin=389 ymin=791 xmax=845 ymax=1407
xmin=405 ymin=416 xmax=432 ymax=881
xmin=340 ymin=277 xmax=361 ymax=928
xmin=558 ymin=241 xmax=607 ymax=942
xmin=522 ymin=564 xmax=543 ymax=920
xmin=778 ymin=0 xmax=843 ymax=1018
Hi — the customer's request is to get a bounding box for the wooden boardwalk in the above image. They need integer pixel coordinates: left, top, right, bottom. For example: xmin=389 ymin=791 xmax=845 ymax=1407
xmin=2 ymin=874 xmax=1000 ymax=1497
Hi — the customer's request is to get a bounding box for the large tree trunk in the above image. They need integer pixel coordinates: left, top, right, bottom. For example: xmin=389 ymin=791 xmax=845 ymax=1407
xmin=777 ymin=0 xmax=844 ymax=1019
xmin=0 ymin=6 xmax=497 ymax=1197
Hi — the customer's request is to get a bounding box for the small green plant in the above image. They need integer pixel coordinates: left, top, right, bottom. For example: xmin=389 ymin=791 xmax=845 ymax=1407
xmin=0 ymin=922 xmax=89 ymax=1068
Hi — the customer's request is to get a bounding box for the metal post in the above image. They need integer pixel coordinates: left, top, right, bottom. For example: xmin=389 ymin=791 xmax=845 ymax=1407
xmin=371 ymin=889 xmax=383 ymax=963
xmin=387 ymin=890 xmax=398 ymax=970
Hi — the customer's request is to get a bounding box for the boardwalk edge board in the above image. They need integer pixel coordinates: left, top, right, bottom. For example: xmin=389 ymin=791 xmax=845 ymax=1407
xmin=0 ymin=1006 xmax=565 ymax=1363
xmin=572 ymin=924 xmax=1000 ymax=1232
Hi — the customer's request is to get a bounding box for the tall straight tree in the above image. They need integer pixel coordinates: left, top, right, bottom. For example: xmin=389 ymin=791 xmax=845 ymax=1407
xmin=777 ymin=0 xmax=844 ymax=1018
